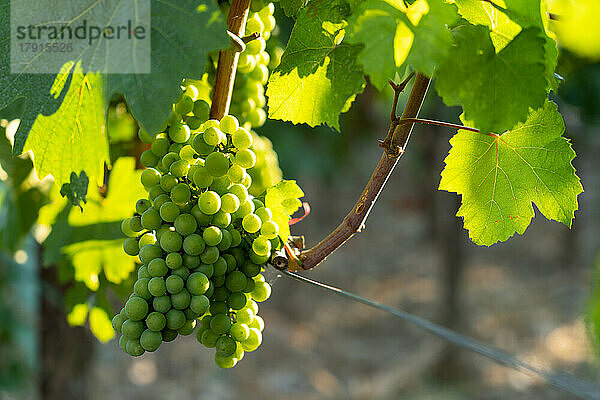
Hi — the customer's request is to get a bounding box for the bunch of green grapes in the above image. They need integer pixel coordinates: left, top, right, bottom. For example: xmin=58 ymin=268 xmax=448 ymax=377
xmin=229 ymin=2 xmax=276 ymax=129
xmin=247 ymin=132 xmax=282 ymax=196
xmin=115 ymin=111 xmax=286 ymax=368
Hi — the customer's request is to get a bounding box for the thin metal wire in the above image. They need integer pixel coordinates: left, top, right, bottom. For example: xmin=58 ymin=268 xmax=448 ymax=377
xmin=280 ymin=269 xmax=600 ymax=400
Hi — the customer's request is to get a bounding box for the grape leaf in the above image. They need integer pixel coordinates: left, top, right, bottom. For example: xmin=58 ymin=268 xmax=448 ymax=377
xmin=547 ymin=0 xmax=600 ymax=61
xmin=42 ymin=157 xmax=145 ymax=288
xmin=105 ymin=1 xmax=228 ymax=136
xmin=435 ymin=24 xmax=547 ymax=134
xmin=439 ymin=101 xmax=583 ymax=246
xmin=280 ymin=0 xmax=310 ymax=17
xmin=346 ymin=0 xmax=458 ymax=89
xmin=265 ymin=180 xmax=304 ymax=242
xmin=23 ymin=63 xmax=109 ymax=188
xmin=266 ymin=0 xmax=365 ymax=130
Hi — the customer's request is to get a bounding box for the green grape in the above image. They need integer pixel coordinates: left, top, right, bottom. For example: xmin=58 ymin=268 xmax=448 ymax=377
xmin=199 ymin=191 xmax=221 ymax=215
xmin=152 ymin=194 xmax=171 ymax=210
xmin=125 ymin=296 xmax=149 ymax=321
xmin=245 ymin=14 xmax=263 ymax=34
xmin=121 ymin=219 xmax=137 ymax=237
xmin=231 ymin=247 xmax=246 ymax=266
xmin=220 ymin=193 xmax=240 ymax=214
xmin=178 ymin=319 xmax=197 ymax=335
xmin=138 ymin=233 xmax=156 ymax=250
xmin=183 ymin=233 xmax=205 ymax=256
xmin=200 ymin=329 xmax=219 ymax=348
xmin=196 ymin=263 xmax=214 ymax=278
xmin=185 ymin=115 xmax=202 ymax=130
xmin=242 ymin=328 xmax=262 ymax=352
xmin=171 ymin=289 xmax=191 ymax=309
xmin=165 ymin=253 xmax=183 ymax=269
xmin=169 ymin=122 xmax=191 ymax=143
xmin=229 ymin=228 xmax=242 ymax=247
xmin=223 ymin=254 xmax=237 ymax=273
xmin=155 ymin=224 xmax=171 ymax=242
xmin=246 ymin=37 xmax=266 ymax=54
xmin=213 ymin=275 xmax=226 ymax=288
xmin=148 ymin=276 xmax=167 ymax=297
xmin=220 ymin=115 xmax=239 ymax=134
xmin=254 ymin=206 xmax=271 ymax=222
xmin=237 ymin=53 xmax=256 ymax=73
xmin=151 ymin=137 xmax=170 ymax=157
xmin=228 ymin=292 xmax=247 ymax=310
xmin=183 ymin=255 xmax=201 ymax=269
xmin=138 ymin=129 xmax=155 ymax=143
xmin=252 ymin=236 xmax=271 ymax=257
xmin=212 ymin=210 xmax=231 ymax=228
xmin=162 ymin=329 xmax=178 ymax=342
xmin=202 ymin=119 xmax=220 ymax=130
xmin=184 ymin=308 xmax=200 ymax=320
xmin=190 ymin=295 xmax=210 ymax=315
xmin=193 ymin=167 xmax=214 ymax=188
xmin=123 ymin=237 xmax=140 ymax=256
xmin=216 ymin=335 xmax=237 ymax=357
xmin=119 ymin=335 xmax=128 ymax=351
xmin=160 ymin=230 xmax=183 ymax=252
xmin=242 ymin=213 xmax=261 ymax=233
xmin=201 ymin=246 xmax=220 ymax=264
xmin=179 ymin=144 xmax=197 ymax=161
xmin=227 ymin=164 xmax=246 ymax=183
xmin=175 ymin=95 xmax=194 ymax=115
xmin=241 ymin=262 xmax=260 ymax=277
xmin=226 ymin=271 xmax=248 ymax=292
xmin=166 ymin=309 xmax=186 ymax=330
xmin=139 ymin=244 xmax=162 ymax=264
xmin=203 ymin=226 xmax=223 ymax=246
xmin=235 ymin=307 xmax=253 ymax=325
xmin=251 ymin=281 xmax=272 ymax=302
xmin=250 ymin=63 xmax=269 ymax=84
xmin=230 ymin=322 xmax=250 ymax=341
xmin=170 ymin=159 xmax=190 ymax=178
xmin=213 ymin=286 xmax=231 ymax=301
xmin=192 ymin=134 xmax=215 ymax=156
xmin=186 ymin=272 xmax=210 ymax=295
xmin=252 ymin=198 xmax=264 ymax=209
xmin=140 ymin=329 xmax=162 ymax=352
xmin=210 ymin=176 xmax=232 ymax=195
xmin=137 ymin=265 xmax=151 ymax=279
xmin=112 ymin=312 xmax=127 ymax=333
xmin=210 ymin=301 xmax=228 ymax=315
xmin=141 ymin=208 xmax=161 ymax=230
xmin=249 ymin=249 xmax=269 ymax=264
xmin=213 ymin=257 xmax=228 ymax=276
xmin=205 ymin=152 xmax=230 ymax=177
xmin=174 ymin=213 xmax=197 ymax=236
xmin=193 ymin=100 xmax=210 ymax=121
xmin=260 ymin=220 xmax=279 ymax=239
xmin=122 ymin=319 xmax=144 ymax=339
xmin=235 ymin=200 xmax=255 ymax=219
xmin=141 ymin=168 xmax=161 ymax=187
xmin=217 ymin=230 xmax=233 ymax=251
xmin=232 ymin=127 xmax=253 ymax=149
xmin=247 ymin=299 xmax=259 ymax=315
xmin=170 ymin=183 xmax=191 ymax=204
xmin=203 ymin=127 xmax=222 ymax=146
xmin=159 ymin=201 xmax=180 ymax=222
xmin=153 ymin=295 xmax=171 ymax=313
xmin=214 ymin=353 xmax=238 ymax=369
xmin=134 ymin=278 xmax=152 ymax=300
xmin=249 ymin=315 xmax=264 ymax=332
xmin=140 ymin=150 xmax=160 ymax=167
xmin=161 ymin=152 xmax=180 ymax=171
xmin=244 ymin=279 xmax=257 ymax=295
xmin=148 ymin=258 xmax=168 ymax=277
xmin=235 ymin=149 xmax=257 ymax=169
xmin=148 ymin=185 xmax=166 ymax=201
xmin=210 ymin=314 xmax=231 ymax=334
xmin=126 ymin=339 xmax=145 ymax=357
xmin=166 ymin=274 xmax=184 ymax=294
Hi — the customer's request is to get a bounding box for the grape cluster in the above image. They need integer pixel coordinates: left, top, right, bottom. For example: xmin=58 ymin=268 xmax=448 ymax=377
xmin=115 ymin=113 xmax=282 ymax=368
xmin=229 ymin=2 xmax=276 ymax=128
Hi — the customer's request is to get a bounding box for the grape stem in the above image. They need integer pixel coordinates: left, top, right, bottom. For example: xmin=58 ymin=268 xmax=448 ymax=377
xmin=297 ymin=73 xmax=431 ymax=270
xmin=210 ymin=0 xmax=252 ymax=120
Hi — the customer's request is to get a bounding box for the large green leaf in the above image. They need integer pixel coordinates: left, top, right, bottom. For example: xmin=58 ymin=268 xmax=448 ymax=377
xmin=435 ymin=25 xmax=547 ymax=134
xmin=439 ymin=101 xmax=582 ymax=246
xmin=23 ymin=63 xmax=108 ymax=188
xmin=1 ymin=0 xmax=229 ymax=155
xmin=266 ymin=0 xmax=365 ymax=130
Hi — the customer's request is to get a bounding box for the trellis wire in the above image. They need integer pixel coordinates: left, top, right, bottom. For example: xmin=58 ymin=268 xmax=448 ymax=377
xmin=279 ymin=269 xmax=600 ymax=400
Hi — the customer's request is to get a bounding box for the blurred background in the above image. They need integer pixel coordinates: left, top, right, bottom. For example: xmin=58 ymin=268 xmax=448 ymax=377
xmin=1 ymin=4 xmax=600 ymax=400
